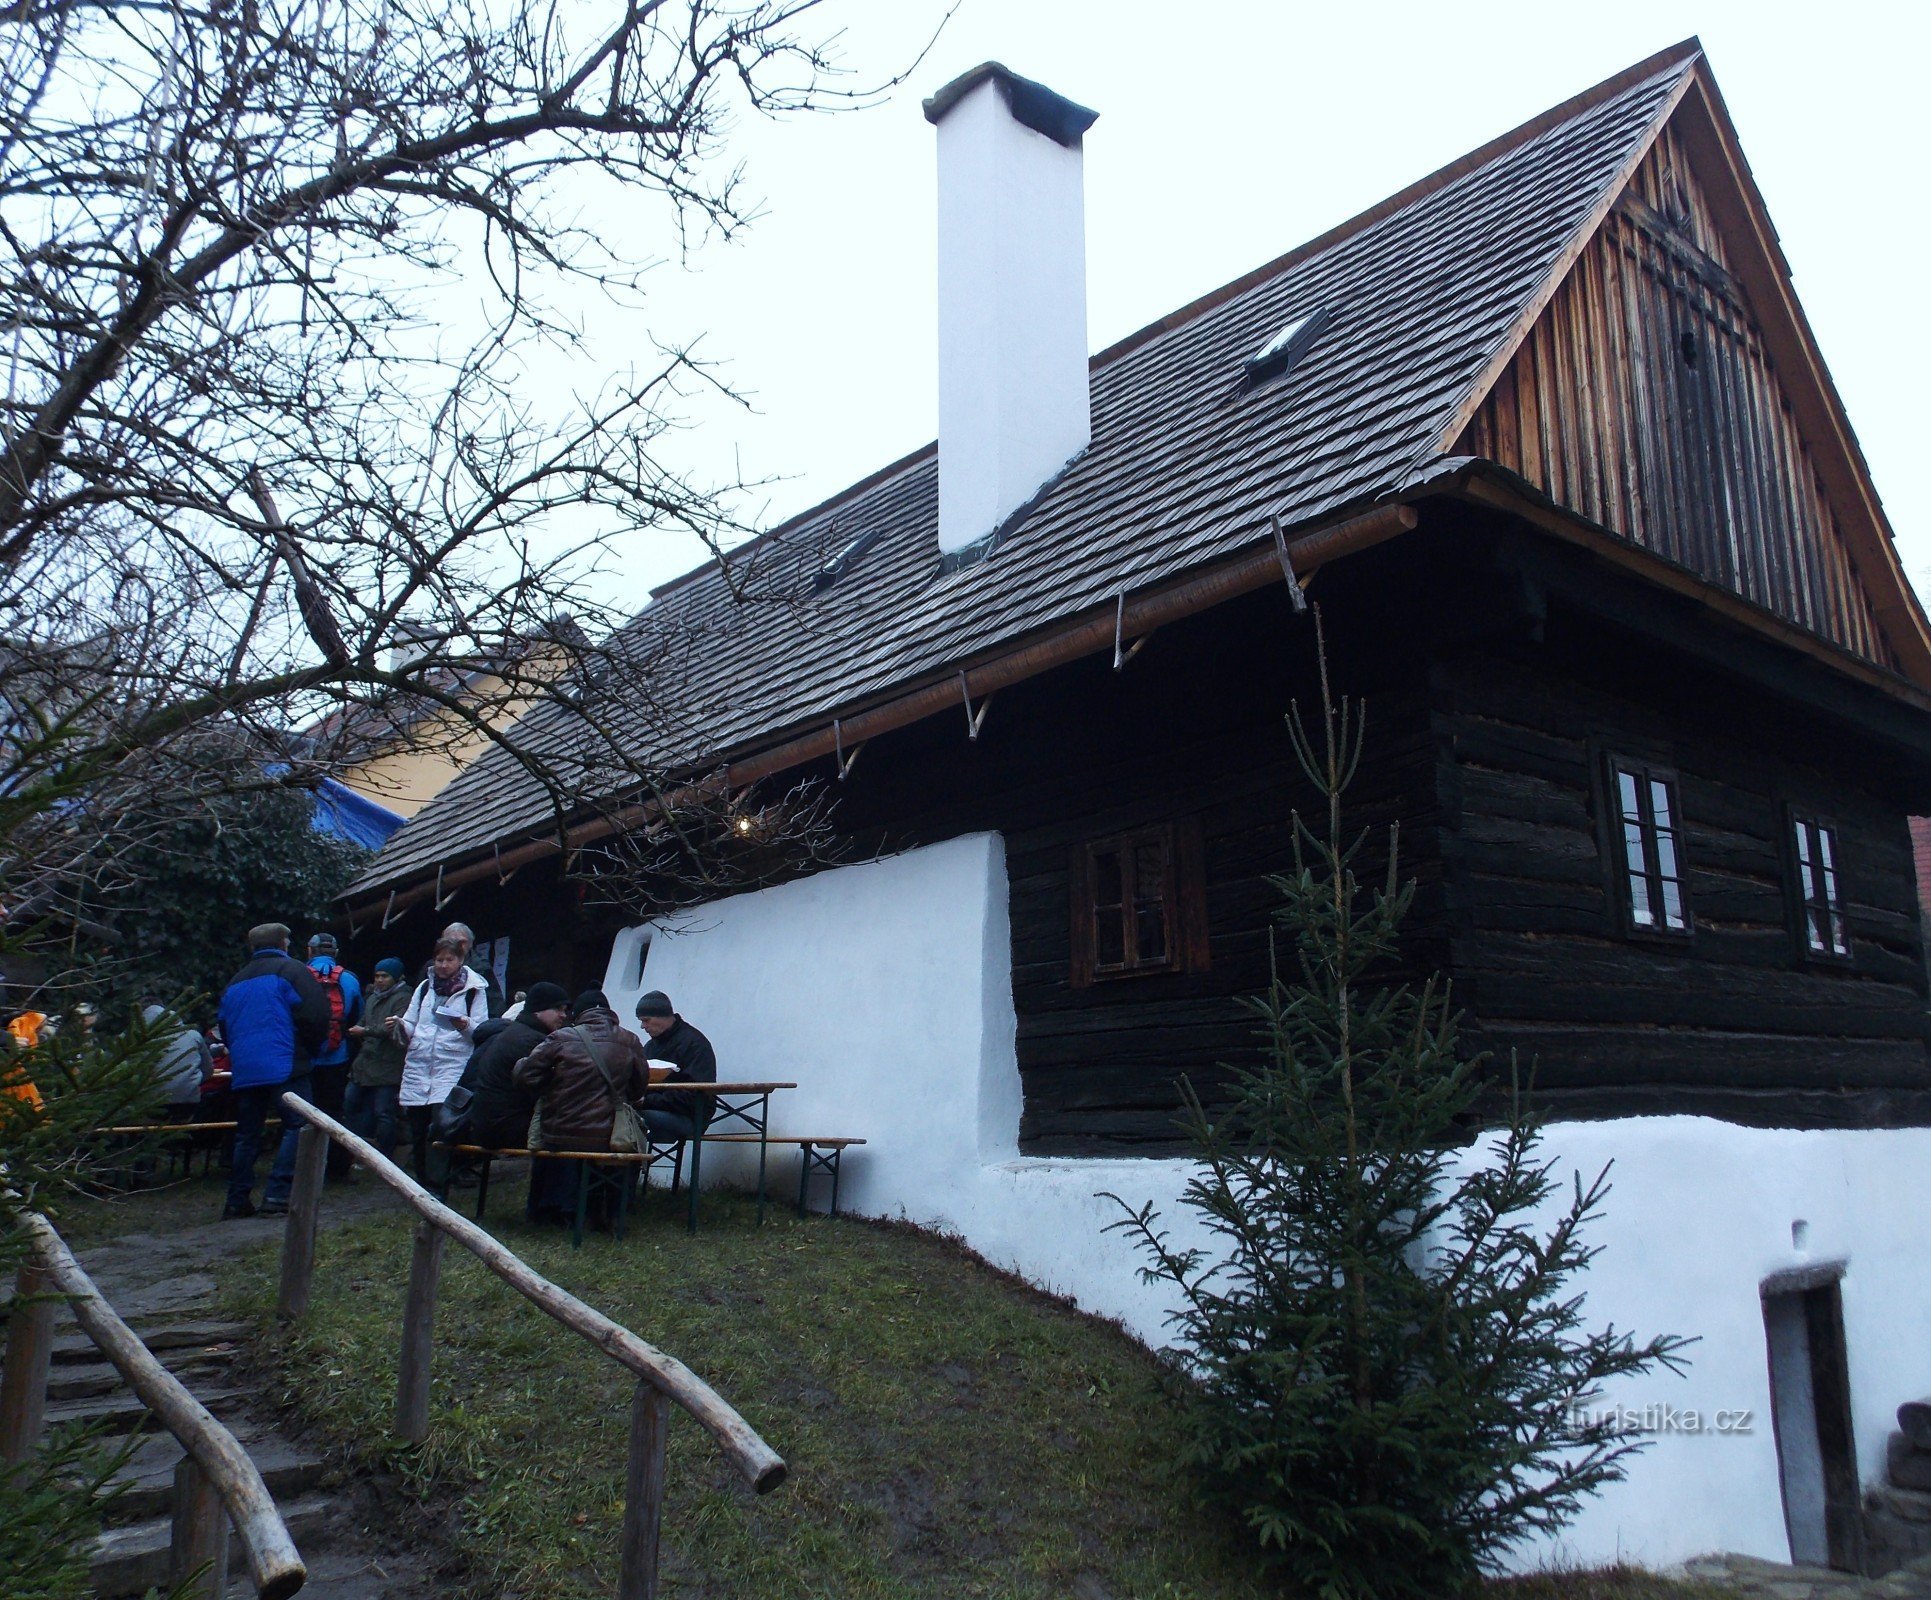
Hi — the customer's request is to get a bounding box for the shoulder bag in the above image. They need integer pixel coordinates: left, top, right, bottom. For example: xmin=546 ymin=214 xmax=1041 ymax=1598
xmin=577 ymin=1026 xmax=646 ymax=1153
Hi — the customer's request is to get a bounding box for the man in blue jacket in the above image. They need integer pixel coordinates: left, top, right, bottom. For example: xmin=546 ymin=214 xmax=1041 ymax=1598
xmin=218 ymin=923 xmax=329 ymax=1219
xmin=305 ymin=931 xmax=362 ymax=1180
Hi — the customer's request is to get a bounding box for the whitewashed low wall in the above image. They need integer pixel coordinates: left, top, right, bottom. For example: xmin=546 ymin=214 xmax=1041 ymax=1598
xmin=602 ymin=833 xmax=1931 ymax=1572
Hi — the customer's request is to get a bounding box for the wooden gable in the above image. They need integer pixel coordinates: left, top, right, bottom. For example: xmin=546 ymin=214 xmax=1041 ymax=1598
xmin=1457 ymin=110 xmax=1912 ymax=674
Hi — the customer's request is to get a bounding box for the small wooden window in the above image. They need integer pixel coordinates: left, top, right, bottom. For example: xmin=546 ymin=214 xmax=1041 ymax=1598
xmin=1609 ymin=759 xmax=1690 ymax=936
xmin=1790 ymin=814 xmax=1849 ymax=959
xmin=1071 ymin=821 xmax=1209 ymax=985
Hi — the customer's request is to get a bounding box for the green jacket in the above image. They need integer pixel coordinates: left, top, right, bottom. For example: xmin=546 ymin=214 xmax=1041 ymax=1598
xmin=351 ymin=980 xmax=412 ymax=1086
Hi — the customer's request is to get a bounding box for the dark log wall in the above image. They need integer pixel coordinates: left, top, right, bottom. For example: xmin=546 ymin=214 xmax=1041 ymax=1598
xmin=1436 ymin=620 xmax=1931 ymax=1128
xmin=828 ymin=574 xmax=1446 ymax=1155
xmin=1460 ymin=126 xmax=1895 ymax=669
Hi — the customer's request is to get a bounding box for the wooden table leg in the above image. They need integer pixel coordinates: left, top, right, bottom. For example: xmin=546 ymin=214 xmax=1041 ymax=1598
xmin=571 ymin=1161 xmax=589 ymax=1250
xmin=684 ymin=1136 xmax=701 ymax=1236
xmin=755 ymin=1095 xmax=770 ymax=1227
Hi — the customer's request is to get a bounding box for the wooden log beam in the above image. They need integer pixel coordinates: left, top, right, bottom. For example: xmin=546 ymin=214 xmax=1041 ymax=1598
xmin=0 ymin=1261 xmax=54 ymax=1464
xmin=396 ymin=1218 xmax=444 ymax=1444
xmin=277 ymin=1123 xmax=328 ymax=1319
xmin=169 ymin=1456 xmax=232 ymax=1600
xmin=16 ymin=1213 xmax=305 ymax=1600
xmin=618 ymin=1379 xmax=671 ymax=1600
xmin=280 ymin=1093 xmax=787 ymax=1493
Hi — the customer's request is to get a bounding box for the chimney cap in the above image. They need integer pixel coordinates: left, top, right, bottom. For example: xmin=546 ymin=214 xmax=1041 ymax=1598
xmin=922 ymin=62 xmax=1098 ymax=147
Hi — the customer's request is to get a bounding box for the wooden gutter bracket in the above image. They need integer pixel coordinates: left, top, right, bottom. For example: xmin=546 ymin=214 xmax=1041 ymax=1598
xmin=959 ymin=672 xmax=994 ymax=741
xmin=1111 ymin=593 xmax=1155 ymax=669
xmin=379 ymin=890 xmax=401 ymax=930
xmin=833 ymin=717 xmax=865 ymax=781
xmin=1271 ymin=513 xmax=1310 ymax=613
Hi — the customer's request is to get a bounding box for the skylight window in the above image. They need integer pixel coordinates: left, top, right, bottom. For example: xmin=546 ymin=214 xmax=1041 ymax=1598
xmin=1245 ymin=305 xmax=1333 ymax=383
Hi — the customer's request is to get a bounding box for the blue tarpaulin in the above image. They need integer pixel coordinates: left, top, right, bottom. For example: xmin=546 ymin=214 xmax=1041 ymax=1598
xmin=311 ymin=776 xmax=407 ymax=850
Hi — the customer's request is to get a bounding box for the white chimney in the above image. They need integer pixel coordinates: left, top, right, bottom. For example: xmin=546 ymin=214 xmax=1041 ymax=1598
xmin=924 ymin=63 xmax=1098 ymax=567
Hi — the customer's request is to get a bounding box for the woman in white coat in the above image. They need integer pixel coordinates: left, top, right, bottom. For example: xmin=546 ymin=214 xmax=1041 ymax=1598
xmin=393 ymin=936 xmax=488 ymax=1183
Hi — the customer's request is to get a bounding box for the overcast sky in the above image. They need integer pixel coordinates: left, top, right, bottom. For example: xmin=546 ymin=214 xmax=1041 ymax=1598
xmin=552 ymin=0 xmax=1930 ymax=614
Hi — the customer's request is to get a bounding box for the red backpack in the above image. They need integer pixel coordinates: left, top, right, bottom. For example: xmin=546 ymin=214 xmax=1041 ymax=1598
xmin=315 ymin=963 xmax=347 ymax=1055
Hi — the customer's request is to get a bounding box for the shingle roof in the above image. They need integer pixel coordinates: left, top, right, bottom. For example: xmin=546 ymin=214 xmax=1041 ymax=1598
xmin=345 ymin=42 xmax=1701 ymax=900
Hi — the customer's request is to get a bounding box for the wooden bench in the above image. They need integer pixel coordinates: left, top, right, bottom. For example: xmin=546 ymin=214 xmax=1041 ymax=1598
xmin=696 ymin=1136 xmax=866 ymax=1218
xmin=94 ymin=1121 xmax=263 ymax=1181
xmin=438 ymin=1145 xmax=656 ymax=1248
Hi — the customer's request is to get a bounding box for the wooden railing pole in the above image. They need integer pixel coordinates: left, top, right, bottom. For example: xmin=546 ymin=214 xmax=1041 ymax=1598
xmin=276 ymin=1122 xmax=329 ymax=1319
xmin=618 ymin=1380 xmax=671 ymax=1600
xmin=168 ymin=1456 xmax=232 ymax=1599
xmin=20 ymin=1214 xmax=305 ymax=1598
xmin=395 ymin=1216 xmax=444 ymax=1443
xmin=0 ymin=1260 xmax=55 ymax=1464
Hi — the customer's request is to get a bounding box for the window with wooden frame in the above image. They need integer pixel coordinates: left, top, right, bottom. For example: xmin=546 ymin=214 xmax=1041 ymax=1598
xmin=1070 ymin=821 xmax=1209 ymax=985
xmin=1608 ymin=758 xmax=1690 ymax=936
xmin=1788 ymin=812 xmax=1850 ymax=960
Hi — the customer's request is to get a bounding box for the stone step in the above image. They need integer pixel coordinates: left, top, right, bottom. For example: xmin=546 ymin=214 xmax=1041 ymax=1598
xmin=1893 ymin=1431 xmax=1931 ymax=1495
xmin=98 ymin=1433 xmax=327 ymax=1523
xmin=43 ymin=1385 xmax=248 ymax=1437
xmin=88 ymin=1490 xmax=332 ymax=1599
xmin=48 ymin=1319 xmax=250 ymax=1365
xmin=48 ymin=1347 xmax=237 ymax=1402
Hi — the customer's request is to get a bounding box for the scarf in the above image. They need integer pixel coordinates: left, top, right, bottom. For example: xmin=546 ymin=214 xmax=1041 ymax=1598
xmin=432 ymin=967 xmax=467 ymax=999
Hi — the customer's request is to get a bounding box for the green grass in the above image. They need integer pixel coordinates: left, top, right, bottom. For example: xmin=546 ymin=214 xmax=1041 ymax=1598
xmin=245 ymin=1184 xmax=1266 ymax=1600
xmin=58 ymin=1175 xmax=1743 ymax=1600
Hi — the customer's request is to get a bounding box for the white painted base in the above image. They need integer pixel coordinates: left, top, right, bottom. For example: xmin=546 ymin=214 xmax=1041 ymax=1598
xmin=602 ymin=833 xmax=1931 ymax=1572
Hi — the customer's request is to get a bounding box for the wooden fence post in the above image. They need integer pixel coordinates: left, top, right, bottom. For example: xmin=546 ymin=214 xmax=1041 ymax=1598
xmin=395 ymin=1217 xmax=444 ymax=1443
xmin=0 ymin=1260 xmax=55 ymax=1464
xmin=169 ymin=1456 xmax=232 ymax=1599
xmin=618 ymin=1380 xmax=671 ymax=1600
xmin=276 ymin=1122 xmax=329 ymax=1319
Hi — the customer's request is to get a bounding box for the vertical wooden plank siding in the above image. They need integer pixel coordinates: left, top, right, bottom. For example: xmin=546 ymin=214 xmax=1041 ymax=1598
xmin=1459 ymin=130 xmax=1896 ymax=671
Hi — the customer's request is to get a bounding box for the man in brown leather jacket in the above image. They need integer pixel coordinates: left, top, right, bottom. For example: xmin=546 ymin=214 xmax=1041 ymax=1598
xmin=511 ymin=990 xmax=653 ymax=1151
xmin=512 ymin=990 xmax=654 ymax=1225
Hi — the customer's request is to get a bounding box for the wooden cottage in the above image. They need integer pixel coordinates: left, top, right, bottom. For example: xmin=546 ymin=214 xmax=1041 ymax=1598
xmin=339 ymin=43 xmax=1931 ymax=1572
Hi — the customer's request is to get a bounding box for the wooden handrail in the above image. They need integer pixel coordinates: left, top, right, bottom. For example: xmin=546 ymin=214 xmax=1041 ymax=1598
xmin=275 ymin=1094 xmax=785 ymax=1598
xmin=7 ymin=1211 xmax=307 ymax=1600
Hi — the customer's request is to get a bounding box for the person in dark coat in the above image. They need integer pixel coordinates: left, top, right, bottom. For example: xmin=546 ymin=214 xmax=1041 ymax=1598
xmin=344 ymin=957 xmax=410 ymax=1156
xmin=511 ymin=990 xmax=652 ymax=1151
xmin=513 ymin=990 xmax=652 ymax=1223
xmin=632 ymin=990 xmax=717 ymax=1140
xmin=216 ymin=923 xmax=329 ymax=1219
xmin=459 ymin=981 xmax=570 ymax=1149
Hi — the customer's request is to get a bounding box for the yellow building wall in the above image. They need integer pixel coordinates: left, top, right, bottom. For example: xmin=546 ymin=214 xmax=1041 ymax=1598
xmin=334 ymin=664 xmax=558 ymax=818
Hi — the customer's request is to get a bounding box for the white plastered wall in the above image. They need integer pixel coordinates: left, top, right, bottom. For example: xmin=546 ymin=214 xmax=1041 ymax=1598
xmin=602 ymin=832 xmax=1931 ymax=1572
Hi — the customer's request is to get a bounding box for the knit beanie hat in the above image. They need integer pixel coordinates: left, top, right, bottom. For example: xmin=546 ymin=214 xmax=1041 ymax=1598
xmin=635 ymin=991 xmax=674 ymax=1019
xmin=523 ymin=982 xmax=569 ymax=1014
xmin=573 ymin=989 xmax=611 ymax=1017
xmin=375 ymin=958 xmax=406 ymax=979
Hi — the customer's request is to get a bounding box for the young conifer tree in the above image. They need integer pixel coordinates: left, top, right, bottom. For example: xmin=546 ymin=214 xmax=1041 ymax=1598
xmin=1108 ymin=619 xmax=1689 ymax=1597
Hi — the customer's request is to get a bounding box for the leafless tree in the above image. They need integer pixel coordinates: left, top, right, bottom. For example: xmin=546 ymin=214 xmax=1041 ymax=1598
xmin=0 ymin=0 xmax=911 ymax=957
